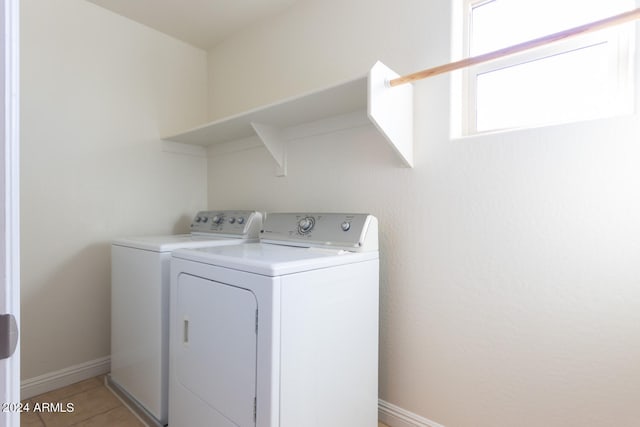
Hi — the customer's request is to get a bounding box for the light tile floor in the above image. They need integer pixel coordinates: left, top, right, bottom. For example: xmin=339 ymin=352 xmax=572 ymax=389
xmin=21 ymin=375 xmax=390 ymax=427
xmin=21 ymin=376 xmax=144 ymax=427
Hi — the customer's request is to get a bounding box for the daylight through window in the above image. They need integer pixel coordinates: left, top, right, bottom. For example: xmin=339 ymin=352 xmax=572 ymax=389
xmin=462 ymin=0 xmax=636 ymax=134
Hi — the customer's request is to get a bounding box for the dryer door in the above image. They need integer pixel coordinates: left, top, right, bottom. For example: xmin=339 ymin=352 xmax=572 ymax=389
xmin=175 ymin=274 xmax=258 ymax=426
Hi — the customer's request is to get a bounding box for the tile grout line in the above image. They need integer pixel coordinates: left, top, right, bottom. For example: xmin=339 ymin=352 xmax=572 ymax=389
xmin=65 ymin=383 xmax=124 ymax=427
xmin=65 ymin=404 xmax=129 ymax=427
xmin=28 ymin=378 xmax=103 ymax=402
xmin=30 ymin=377 xmax=119 ymax=427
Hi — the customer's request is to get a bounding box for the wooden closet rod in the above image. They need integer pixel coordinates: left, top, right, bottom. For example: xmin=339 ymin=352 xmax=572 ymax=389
xmin=389 ymin=7 xmax=640 ymax=87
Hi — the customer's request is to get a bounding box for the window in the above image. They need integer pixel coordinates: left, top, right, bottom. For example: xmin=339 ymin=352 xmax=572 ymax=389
xmin=461 ymin=0 xmax=636 ymax=134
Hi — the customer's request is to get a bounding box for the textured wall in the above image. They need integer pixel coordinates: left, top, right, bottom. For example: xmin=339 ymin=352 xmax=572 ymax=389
xmin=206 ymin=0 xmax=640 ymax=426
xmin=21 ymin=0 xmax=208 ymax=379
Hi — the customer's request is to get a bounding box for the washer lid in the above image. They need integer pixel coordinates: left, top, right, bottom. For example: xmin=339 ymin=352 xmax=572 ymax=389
xmin=172 ymin=242 xmax=378 ymax=276
xmin=112 ymin=234 xmax=255 ymax=252
xmin=112 ymin=210 xmax=264 ymax=252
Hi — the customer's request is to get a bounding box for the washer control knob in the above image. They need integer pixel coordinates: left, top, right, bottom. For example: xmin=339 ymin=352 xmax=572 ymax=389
xmin=202 ymin=217 xmax=208 ymax=223
xmin=228 ymin=217 xmax=236 ymax=224
xmin=237 ymin=217 xmax=245 ymax=225
xmin=298 ymin=216 xmax=315 ymax=234
xmin=212 ymin=215 xmax=223 ymax=224
xmin=341 ymin=221 xmax=351 ymax=231
xmin=195 ymin=216 xmax=202 ymax=223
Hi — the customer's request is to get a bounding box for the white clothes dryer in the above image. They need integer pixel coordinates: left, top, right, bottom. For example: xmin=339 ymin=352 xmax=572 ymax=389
xmin=110 ymin=210 xmax=263 ymax=426
xmin=169 ymin=213 xmax=379 ymax=427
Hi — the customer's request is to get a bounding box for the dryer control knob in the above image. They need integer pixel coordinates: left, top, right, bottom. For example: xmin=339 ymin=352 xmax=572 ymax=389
xmin=298 ymin=217 xmax=315 ymax=234
xmin=228 ymin=217 xmax=236 ymax=224
xmin=237 ymin=217 xmax=245 ymax=225
xmin=212 ymin=215 xmax=223 ymax=224
xmin=341 ymin=221 xmax=351 ymax=231
xmin=195 ymin=216 xmax=202 ymax=223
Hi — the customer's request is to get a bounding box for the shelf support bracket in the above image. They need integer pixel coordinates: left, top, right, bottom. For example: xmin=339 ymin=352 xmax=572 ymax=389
xmin=367 ymin=61 xmax=413 ymax=168
xmin=251 ymin=122 xmax=287 ymax=177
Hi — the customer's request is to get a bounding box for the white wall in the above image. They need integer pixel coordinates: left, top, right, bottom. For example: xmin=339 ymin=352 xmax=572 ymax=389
xmin=206 ymin=0 xmax=640 ymax=426
xmin=21 ymin=0 xmax=208 ymax=379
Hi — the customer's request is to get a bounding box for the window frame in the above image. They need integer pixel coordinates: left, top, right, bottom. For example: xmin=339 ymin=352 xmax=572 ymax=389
xmin=461 ymin=0 xmax=636 ymax=135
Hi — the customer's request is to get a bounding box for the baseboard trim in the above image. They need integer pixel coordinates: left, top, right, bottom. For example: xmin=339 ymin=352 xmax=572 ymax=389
xmin=379 ymin=399 xmax=445 ymax=427
xmin=21 ymin=356 xmax=111 ymax=399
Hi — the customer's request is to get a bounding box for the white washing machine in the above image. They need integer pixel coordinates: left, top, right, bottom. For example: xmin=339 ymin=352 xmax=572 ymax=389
xmin=110 ymin=210 xmax=263 ymax=426
xmin=169 ymin=213 xmax=379 ymax=427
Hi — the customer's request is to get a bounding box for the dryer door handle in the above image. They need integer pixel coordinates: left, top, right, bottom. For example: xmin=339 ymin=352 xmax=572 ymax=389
xmin=183 ymin=318 xmax=189 ymax=345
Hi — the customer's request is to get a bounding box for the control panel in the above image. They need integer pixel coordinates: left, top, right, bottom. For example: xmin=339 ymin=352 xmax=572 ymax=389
xmin=260 ymin=213 xmax=378 ymax=252
xmin=190 ymin=210 xmax=263 ymax=236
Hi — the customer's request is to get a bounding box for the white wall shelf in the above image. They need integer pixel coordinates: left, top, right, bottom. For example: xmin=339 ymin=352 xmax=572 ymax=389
xmin=162 ymin=61 xmax=413 ymax=176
